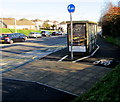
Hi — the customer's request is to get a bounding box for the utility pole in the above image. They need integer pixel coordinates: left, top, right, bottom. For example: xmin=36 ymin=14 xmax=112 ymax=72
xmin=1 ymin=18 xmax=3 ymax=34
xmin=14 ymin=18 xmax=17 ymax=33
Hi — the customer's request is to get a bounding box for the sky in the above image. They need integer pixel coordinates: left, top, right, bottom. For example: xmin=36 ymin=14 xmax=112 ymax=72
xmin=0 ymin=0 xmax=119 ymax=22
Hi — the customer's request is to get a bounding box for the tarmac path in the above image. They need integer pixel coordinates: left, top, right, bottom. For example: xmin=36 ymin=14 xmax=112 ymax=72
xmin=41 ymin=36 xmax=120 ymax=66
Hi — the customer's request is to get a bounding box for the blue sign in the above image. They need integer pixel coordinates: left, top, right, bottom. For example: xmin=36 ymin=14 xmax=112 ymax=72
xmin=67 ymin=4 xmax=75 ymax=13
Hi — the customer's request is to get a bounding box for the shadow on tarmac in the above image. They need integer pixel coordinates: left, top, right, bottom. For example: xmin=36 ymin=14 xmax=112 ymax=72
xmin=2 ymin=78 xmax=76 ymax=102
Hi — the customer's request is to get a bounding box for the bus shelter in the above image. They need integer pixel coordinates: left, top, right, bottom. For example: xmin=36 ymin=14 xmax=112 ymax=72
xmin=67 ymin=21 xmax=98 ymax=55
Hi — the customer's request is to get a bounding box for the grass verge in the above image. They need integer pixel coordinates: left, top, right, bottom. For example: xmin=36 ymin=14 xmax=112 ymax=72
xmin=0 ymin=28 xmax=59 ymax=36
xmin=106 ymin=36 xmax=120 ymax=47
xmin=72 ymin=64 xmax=120 ymax=102
xmin=0 ymin=28 xmax=41 ymax=35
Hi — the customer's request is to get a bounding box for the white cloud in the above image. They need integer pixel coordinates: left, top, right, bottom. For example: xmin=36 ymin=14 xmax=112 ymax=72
xmin=2 ymin=0 xmax=104 ymax=3
xmin=0 ymin=0 xmax=105 ymax=22
xmin=0 ymin=7 xmax=16 ymax=17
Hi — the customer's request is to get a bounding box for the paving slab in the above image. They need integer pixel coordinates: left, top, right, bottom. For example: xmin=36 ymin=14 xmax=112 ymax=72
xmin=2 ymin=60 xmax=111 ymax=96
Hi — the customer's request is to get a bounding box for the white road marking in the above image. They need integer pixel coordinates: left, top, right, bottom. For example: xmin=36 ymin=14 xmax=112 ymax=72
xmin=58 ymin=55 xmax=69 ymax=62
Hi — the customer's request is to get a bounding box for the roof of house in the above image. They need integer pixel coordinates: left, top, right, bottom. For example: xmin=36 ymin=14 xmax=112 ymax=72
xmin=0 ymin=18 xmax=35 ymax=25
xmin=32 ymin=19 xmax=42 ymax=22
xmin=16 ymin=20 xmax=35 ymax=25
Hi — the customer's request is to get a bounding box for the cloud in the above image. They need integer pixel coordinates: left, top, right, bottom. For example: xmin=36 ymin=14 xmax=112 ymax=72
xmin=0 ymin=7 xmax=16 ymax=17
xmin=0 ymin=0 xmax=105 ymax=22
xmin=2 ymin=0 xmax=64 ymax=3
xmin=2 ymin=0 xmax=104 ymax=3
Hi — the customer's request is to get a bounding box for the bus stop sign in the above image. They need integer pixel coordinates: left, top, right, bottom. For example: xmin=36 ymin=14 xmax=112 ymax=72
xmin=67 ymin=4 xmax=75 ymax=13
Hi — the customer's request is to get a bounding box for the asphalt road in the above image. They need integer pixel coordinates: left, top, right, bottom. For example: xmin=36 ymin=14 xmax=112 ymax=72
xmin=1 ymin=35 xmax=77 ymax=102
xmin=0 ymin=35 xmax=67 ymax=74
xmin=2 ymin=78 xmax=76 ymax=102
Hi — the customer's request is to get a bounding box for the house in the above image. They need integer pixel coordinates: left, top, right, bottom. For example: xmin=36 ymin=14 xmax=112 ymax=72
xmin=32 ymin=19 xmax=44 ymax=30
xmin=32 ymin=19 xmax=60 ymax=30
xmin=0 ymin=18 xmax=36 ymax=30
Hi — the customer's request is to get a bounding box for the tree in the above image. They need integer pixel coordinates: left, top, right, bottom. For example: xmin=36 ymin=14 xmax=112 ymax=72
xmin=42 ymin=22 xmax=51 ymax=29
xmin=51 ymin=24 xmax=57 ymax=30
xmin=60 ymin=21 xmax=66 ymax=25
xmin=19 ymin=18 xmax=29 ymax=21
xmin=44 ymin=20 xmax=50 ymax=23
xmin=100 ymin=2 xmax=120 ymax=37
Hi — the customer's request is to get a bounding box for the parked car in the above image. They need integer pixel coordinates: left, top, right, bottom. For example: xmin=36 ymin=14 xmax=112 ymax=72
xmin=14 ymin=33 xmax=28 ymax=40
xmin=0 ymin=35 xmax=2 ymax=43
xmin=0 ymin=33 xmax=27 ymax=44
xmin=51 ymin=32 xmax=59 ymax=36
xmin=41 ymin=31 xmax=51 ymax=37
xmin=58 ymin=31 xmax=63 ymax=35
xmin=28 ymin=32 xmax=42 ymax=38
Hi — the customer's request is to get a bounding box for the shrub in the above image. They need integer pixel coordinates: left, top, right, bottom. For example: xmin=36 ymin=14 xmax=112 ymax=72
xmin=101 ymin=5 xmax=120 ymax=37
